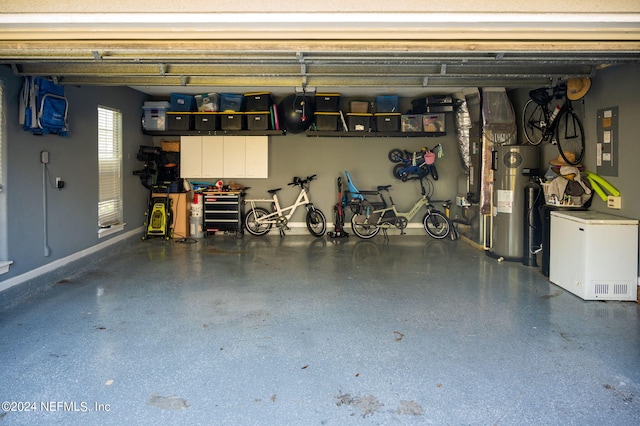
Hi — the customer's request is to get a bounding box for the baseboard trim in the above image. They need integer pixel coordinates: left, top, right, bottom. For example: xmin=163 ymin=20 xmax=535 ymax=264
xmin=0 ymin=227 xmax=143 ymax=294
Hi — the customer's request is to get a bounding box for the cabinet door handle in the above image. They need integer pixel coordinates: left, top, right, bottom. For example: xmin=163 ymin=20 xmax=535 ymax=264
xmin=578 ymin=227 xmax=584 ymax=231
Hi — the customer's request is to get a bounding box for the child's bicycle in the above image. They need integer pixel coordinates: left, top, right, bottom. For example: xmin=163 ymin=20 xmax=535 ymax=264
xmin=522 ymin=83 xmax=585 ymax=166
xmin=244 ymin=175 xmax=327 ymax=237
xmin=348 ymin=176 xmax=450 ymax=240
xmin=388 ymin=145 xmax=440 ymax=181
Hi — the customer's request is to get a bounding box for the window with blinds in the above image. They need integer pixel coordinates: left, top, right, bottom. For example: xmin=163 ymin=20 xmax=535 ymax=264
xmin=97 ymin=106 xmax=123 ymax=228
xmin=0 ymin=82 xmax=4 ymax=192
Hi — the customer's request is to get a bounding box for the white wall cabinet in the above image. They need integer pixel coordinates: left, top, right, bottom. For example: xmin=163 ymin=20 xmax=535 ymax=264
xmin=180 ymin=135 xmax=268 ymax=179
xmin=549 ymin=210 xmax=638 ymax=301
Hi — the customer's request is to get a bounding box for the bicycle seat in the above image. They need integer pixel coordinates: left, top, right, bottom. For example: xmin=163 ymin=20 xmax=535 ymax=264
xmin=377 ymin=185 xmax=392 ymax=191
xmin=529 ymin=87 xmax=552 ymax=105
xmin=267 ymin=188 xmax=282 ymax=194
xmin=344 ymin=171 xmax=364 ymax=200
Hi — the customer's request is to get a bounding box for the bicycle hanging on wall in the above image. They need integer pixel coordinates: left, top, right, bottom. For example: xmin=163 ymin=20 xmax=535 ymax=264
xmin=521 ymin=83 xmax=585 ymax=166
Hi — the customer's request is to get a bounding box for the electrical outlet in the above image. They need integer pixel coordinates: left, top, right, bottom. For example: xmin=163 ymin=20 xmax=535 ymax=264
xmin=607 ymin=195 xmax=621 ymax=209
xmin=56 ymin=177 xmax=64 ymax=189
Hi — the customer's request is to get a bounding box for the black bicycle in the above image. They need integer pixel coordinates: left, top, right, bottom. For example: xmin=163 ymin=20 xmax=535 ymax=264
xmin=522 ymin=84 xmax=585 ymax=166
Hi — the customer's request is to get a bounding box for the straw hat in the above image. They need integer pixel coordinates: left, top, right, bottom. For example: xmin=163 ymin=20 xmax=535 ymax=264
xmin=567 ymin=77 xmax=591 ymax=101
xmin=549 ymin=152 xmax=582 ymax=168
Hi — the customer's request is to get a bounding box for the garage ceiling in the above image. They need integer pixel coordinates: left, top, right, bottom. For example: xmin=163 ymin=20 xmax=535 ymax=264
xmin=1 ymin=11 xmax=639 ymax=97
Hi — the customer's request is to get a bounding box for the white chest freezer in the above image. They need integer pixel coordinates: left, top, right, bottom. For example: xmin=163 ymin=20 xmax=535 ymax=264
xmin=549 ymin=210 xmax=638 ymax=301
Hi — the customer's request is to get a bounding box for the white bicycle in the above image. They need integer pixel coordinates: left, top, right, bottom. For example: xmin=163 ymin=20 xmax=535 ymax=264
xmin=244 ymin=175 xmax=327 ymax=237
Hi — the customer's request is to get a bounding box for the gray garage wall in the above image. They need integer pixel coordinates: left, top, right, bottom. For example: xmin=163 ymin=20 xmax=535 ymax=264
xmin=511 ymin=63 xmax=640 ymax=272
xmin=0 ymin=66 xmax=150 ymax=285
xmin=236 ymin=113 xmax=461 ymax=226
xmin=581 ymin=64 xmax=640 ymax=219
xmin=511 ymin=63 xmax=640 ymax=220
xmin=1 ymin=62 xmax=639 ymax=300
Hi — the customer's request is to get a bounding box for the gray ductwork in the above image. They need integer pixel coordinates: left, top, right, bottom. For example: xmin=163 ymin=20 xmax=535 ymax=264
xmin=454 ymin=97 xmax=471 ymax=174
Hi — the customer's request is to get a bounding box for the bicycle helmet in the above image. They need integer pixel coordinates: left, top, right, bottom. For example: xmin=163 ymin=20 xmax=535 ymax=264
xmin=529 ymin=88 xmax=552 ymax=105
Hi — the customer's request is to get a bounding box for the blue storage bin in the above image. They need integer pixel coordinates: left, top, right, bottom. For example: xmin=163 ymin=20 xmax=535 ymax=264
xmin=376 ymin=95 xmax=399 ymax=113
xmin=170 ymin=93 xmax=197 ymax=112
xmin=220 ymin=93 xmax=244 ymax=112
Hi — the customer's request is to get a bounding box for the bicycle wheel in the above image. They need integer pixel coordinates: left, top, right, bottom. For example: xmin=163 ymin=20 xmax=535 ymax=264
xmin=244 ymin=207 xmax=272 ymax=236
xmin=350 ymin=215 xmax=380 ymax=239
xmin=392 ymin=163 xmax=406 ymax=180
xmin=522 ymin=99 xmax=546 ymax=145
xmin=388 ymin=148 xmax=405 ymax=163
xmin=555 ymin=109 xmax=585 ymax=166
xmin=306 ymin=208 xmax=327 ymax=237
xmin=422 ymin=211 xmax=450 ymax=239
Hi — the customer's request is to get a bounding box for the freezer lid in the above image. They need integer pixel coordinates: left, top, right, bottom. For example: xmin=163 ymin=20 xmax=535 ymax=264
xmin=550 ymin=210 xmax=639 ymax=225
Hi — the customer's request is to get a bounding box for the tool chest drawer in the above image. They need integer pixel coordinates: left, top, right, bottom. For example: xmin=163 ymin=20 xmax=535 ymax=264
xmin=203 ymin=191 xmax=244 ymax=236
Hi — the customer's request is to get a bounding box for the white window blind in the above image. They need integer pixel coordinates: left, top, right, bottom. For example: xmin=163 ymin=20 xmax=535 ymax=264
xmin=0 ymin=82 xmax=4 ymax=190
xmin=97 ymin=106 xmax=123 ymax=227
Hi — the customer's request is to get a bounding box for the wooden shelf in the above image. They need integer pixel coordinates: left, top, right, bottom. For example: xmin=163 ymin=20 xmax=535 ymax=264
xmin=143 ymin=130 xmax=286 ymax=137
xmin=305 ymin=130 xmax=446 ymax=138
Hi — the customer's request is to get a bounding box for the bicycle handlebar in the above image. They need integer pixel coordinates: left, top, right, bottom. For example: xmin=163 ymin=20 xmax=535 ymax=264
xmin=288 ymin=174 xmax=318 ymax=186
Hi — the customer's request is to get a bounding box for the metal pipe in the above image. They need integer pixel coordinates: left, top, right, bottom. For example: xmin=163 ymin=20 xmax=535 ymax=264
xmin=43 ymin=162 xmax=50 ymax=257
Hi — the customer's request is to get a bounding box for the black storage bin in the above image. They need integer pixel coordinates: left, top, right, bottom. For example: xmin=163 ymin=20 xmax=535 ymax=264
xmin=411 ymin=95 xmax=454 ymax=114
xmin=346 ymin=113 xmax=373 ymax=132
xmin=194 ymin=113 xmax=218 ymax=131
xmin=244 ymin=92 xmax=272 ymax=112
xmin=426 ymin=95 xmax=454 ymax=113
xmin=246 ymin=112 xmax=271 ymax=130
xmin=167 ymin=113 xmax=193 ymax=131
xmin=220 ymin=113 xmax=245 ymax=131
xmin=315 ymin=112 xmax=340 ymax=131
xmin=315 ymin=93 xmax=340 ymax=112
xmin=375 ymin=113 xmax=401 ymax=132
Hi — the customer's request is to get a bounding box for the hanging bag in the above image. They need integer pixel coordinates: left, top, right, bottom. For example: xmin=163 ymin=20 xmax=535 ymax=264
xmin=21 ymin=76 xmax=69 ymax=136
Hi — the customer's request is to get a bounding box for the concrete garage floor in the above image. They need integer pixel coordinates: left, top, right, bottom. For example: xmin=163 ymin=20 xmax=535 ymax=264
xmin=1 ymin=234 xmax=639 ymax=425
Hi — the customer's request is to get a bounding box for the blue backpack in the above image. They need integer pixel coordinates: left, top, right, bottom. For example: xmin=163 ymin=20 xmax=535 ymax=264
xmin=20 ymin=76 xmax=69 ymax=136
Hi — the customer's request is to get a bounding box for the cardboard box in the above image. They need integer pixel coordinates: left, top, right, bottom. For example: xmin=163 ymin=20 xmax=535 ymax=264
xmin=349 ymin=101 xmax=369 ymax=113
xmin=161 ymin=140 xmax=180 ymax=152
